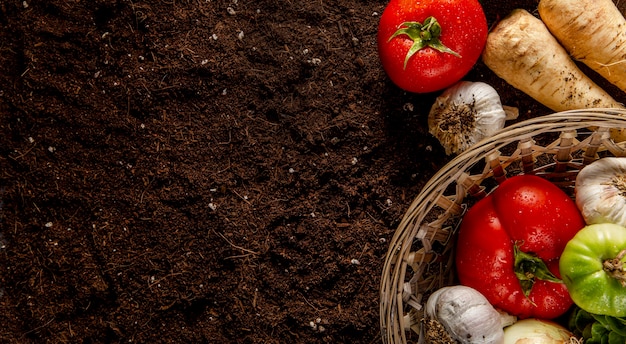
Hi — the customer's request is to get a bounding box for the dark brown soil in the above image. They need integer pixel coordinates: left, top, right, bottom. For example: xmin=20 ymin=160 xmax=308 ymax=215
xmin=1 ymin=1 xmax=624 ymax=343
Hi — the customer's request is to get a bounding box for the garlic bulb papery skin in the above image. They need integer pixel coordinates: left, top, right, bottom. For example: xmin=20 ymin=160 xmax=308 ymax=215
xmin=576 ymin=157 xmax=626 ymax=226
xmin=428 ymin=81 xmax=511 ymax=155
xmin=425 ymin=285 xmax=510 ymax=344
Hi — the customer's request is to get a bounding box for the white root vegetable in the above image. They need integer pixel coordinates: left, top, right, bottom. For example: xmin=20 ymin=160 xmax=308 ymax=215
xmin=482 ymin=9 xmax=624 ymax=112
xmin=538 ymin=0 xmax=626 ymax=93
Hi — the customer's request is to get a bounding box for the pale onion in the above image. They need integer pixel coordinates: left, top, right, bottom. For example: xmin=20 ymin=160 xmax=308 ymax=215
xmin=503 ymin=318 xmax=578 ymax=344
xmin=428 ymin=81 xmax=518 ymax=155
xmin=575 ymin=157 xmax=626 ymax=226
xmin=425 ymin=285 xmax=516 ymax=344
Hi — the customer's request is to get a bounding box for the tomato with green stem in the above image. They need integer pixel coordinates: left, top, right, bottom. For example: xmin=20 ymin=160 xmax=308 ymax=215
xmin=455 ymin=175 xmax=586 ymax=319
xmin=377 ymin=0 xmax=488 ymax=93
xmin=560 ymin=223 xmax=626 ymax=318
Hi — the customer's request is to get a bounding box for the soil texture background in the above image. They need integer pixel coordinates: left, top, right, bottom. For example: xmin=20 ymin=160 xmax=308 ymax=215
xmin=1 ymin=1 xmax=625 ymax=343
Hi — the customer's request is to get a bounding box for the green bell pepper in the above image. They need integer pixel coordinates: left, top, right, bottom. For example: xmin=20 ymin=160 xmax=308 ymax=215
xmin=559 ymin=223 xmax=626 ymax=318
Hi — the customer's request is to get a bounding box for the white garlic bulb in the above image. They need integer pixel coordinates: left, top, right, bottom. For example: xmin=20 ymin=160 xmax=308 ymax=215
xmin=425 ymin=285 xmax=514 ymax=344
xmin=576 ymin=157 xmax=626 ymax=226
xmin=428 ymin=81 xmax=516 ymax=155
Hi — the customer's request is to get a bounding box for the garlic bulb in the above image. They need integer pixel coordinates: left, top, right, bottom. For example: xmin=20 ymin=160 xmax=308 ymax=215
xmin=576 ymin=157 xmax=626 ymax=226
xmin=428 ymin=81 xmax=517 ymax=155
xmin=425 ymin=285 xmax=515 ymax=344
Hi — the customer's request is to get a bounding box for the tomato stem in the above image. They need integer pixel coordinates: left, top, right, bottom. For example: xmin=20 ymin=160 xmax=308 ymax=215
xmin=513 ymin=244 xmax=562 ymax=297
xmin=603 ymin=249 xmax=626 ymax=287
xmin=388 ymin=16 xmax=461 ymax=69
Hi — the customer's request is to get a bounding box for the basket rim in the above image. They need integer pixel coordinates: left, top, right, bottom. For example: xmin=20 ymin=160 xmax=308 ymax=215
xmin=410 ymin=109 xmax=626 ymax=211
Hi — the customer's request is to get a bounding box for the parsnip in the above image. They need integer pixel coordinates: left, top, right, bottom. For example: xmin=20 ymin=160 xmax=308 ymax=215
xmin=482 ymin=9 xmax=624 ymax=113
xmin=538 ymin=0 xmax=626 ymax=93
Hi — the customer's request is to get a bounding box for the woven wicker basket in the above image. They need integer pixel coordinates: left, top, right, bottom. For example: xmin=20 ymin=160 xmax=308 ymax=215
xmin=380 ymin=109 xmax=626 ymax=344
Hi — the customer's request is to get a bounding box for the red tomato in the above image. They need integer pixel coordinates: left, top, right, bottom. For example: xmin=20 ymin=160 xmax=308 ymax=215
xmin=455 ymin=175 xmax=585 ymax=319
xmin=377 ymin=0 xmax=488 ymax=93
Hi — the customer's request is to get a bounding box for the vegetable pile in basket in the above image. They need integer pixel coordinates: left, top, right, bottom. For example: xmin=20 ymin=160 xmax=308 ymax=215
xmin=424 ymin=158 xmax=626 ymax=344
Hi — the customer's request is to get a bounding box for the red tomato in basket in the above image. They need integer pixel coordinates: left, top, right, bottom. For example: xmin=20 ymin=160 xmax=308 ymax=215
xmin=377 ymin=0 xmax=488 ymax=93
xmin=455 ymin=175 xmax=585 ymax=319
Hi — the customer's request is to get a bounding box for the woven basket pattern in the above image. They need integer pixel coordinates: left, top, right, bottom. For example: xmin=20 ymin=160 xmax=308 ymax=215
xmin=380 ymin=109 xmax=626 ymax=344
